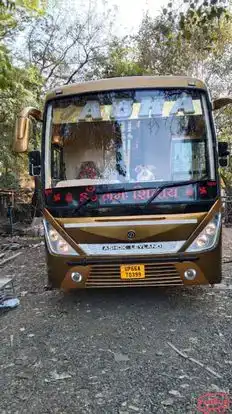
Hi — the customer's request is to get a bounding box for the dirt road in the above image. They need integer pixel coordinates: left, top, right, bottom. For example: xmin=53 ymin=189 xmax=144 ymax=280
xmin=0 ymin=230 xmax=232 ymax=413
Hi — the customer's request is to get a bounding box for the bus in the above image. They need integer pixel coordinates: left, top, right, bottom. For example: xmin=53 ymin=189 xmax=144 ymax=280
xmin=13 ymin=76 xmax=231 ymax=290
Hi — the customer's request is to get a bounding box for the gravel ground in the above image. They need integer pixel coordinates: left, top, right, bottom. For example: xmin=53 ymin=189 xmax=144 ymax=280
xmin=0 ymin=230 xmax=232 ymax=414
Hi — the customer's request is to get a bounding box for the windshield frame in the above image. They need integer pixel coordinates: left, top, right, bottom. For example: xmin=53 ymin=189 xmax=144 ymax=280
xmin=41 ymin=87 xmax=219 ymax=201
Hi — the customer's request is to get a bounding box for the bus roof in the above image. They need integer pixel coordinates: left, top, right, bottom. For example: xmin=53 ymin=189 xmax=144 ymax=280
xmin=45 ymin=76 xmax=207 ymax=101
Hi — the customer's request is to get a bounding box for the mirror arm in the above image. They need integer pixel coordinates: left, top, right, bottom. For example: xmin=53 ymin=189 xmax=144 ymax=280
xmin=213 ymin=97 xmax=232 ymax=111
xmin=20 ymin=107 xmax=43 ymax=121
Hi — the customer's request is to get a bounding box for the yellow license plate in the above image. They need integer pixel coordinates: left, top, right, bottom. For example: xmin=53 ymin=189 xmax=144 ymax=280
xmin=120 ymin=264 xmax=145 ymax=279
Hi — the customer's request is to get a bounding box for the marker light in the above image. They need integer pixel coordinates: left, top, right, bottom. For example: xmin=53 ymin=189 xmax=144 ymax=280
xmin=186 ymin=214 xmax=221 ymax=253
xmin=44 ymin=221 xmax=78 ymax=256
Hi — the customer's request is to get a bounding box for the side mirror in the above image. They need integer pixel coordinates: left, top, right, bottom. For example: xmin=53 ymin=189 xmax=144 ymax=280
xmin=218 ymin=142 xmax=230 ymax=168
xmin=219 ymin=158 xmax=228 ymax=167
xmin=28 ymin=150 xmax=41 ymax=176
xmin=213 ymin=97 xmax=232 ymax=111
xmin=218 ymin=142 xmax=230 ymax=157
xmin=13 ymin=115 xmax=31 ymax=153
xmin=13 ymin=107 xmax=42 ymax=153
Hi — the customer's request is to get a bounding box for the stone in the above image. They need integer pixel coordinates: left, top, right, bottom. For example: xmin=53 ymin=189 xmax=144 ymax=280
xmin=114 ymin=352 xmax=129 ymax=362
xmin=169 ymin=390 xmax=182 ymax=397
xmin=161 ymin=398 xmax=174 ymax=406
xmin=128 ymin=405 xmax=140 ymax=411
xmin=156 ymin=351 xmax=163 ymax=356
xmin=180 ymin=384 xmax=190 ymax=389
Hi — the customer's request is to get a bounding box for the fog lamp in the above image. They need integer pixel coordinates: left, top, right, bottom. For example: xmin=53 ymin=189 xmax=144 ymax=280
xmin=71 ymin=272 xmax=83 ymax=283
xmin=184 ymin=268 xmax=197 ymax=280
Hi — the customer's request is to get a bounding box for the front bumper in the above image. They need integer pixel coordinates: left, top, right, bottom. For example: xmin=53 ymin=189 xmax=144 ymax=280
xmin=45 ymin=243 xmax=222 ymax=290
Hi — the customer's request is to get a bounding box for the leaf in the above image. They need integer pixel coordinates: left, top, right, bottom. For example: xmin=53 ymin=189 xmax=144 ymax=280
xmin=183 ymin=29 xmax=192 ymax=40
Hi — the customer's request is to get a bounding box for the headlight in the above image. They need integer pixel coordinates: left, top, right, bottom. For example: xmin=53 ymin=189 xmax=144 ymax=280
xmin=186 ymin=213 xmax=221 ymax=252
xmin=43 ymin=220 xmax=78 ymax=256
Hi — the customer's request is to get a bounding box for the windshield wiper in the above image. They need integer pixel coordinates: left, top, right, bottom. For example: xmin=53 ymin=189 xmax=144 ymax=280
xmin=73 ymin=178 xmax=208 ymax=213
xmin=144 ymin=178 xmax=208 ymax=207
xmin=73 ymin=186 xmax=126 ymax=213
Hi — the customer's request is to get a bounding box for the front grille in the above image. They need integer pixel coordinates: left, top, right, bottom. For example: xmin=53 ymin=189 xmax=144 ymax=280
xmin=86 ymin=263 xmax=183 ymax=288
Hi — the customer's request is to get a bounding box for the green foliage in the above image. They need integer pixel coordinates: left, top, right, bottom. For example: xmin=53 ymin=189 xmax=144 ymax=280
xmin=99 ymin=0 xmax=232 ymax=190
xmin=134 ymin=0 xmax=231 ymax=76
xmin=0 ymin=0 xmax=44 ymax=40
xmin=0 ymin=59 xmax=42 ymax=189
xmin=0 ymin=0 xmax=43 ymax=189
xmin=1 ymin=0 xmax=232 ymax=192
xmin=100 ymin=39 xmax=144 ymax=78
xmin=0 ymin=0 xmax=45 ymax=12
xmin=215 ymin=106 xmax=232 ymax=193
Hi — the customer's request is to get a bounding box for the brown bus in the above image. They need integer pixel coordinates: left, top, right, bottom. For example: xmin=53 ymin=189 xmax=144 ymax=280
xmin=13 ymin=76 xmax=231 ymax=290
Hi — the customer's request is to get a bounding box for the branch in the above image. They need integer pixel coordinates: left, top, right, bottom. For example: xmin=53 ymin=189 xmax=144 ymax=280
xmin=64 ymin=50 xmax=90 ymax=84
xmin=44 ymin=25 xmax=85 ymax=82
xmin=40 ymin=15 xmax=60 ymax=73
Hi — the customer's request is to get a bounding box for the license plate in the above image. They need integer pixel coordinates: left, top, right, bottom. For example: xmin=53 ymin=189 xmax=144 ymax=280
xmin=120 ymin=264 xmax=145 ymax=279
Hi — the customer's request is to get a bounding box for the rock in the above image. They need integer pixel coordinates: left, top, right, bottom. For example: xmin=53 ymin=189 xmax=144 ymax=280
xmin=156 ymin=351 xmax=163 ymax=356
xmin=114 ymin=352 xmax=129 ymax=362
xmin=189 ymin=337 xmax=198 ymax=344
xmin=180 ymin=384 xmax=190 ymax=389
xmin=183 ymin=348 xmax=192 ymax=353
xmin=128 ymin=405 xmax=140 ymax=412
xmin=169 ymin=390 xmax=182 ymax=397
xmin=46 ymin=370 xmax=72 ymax=381
xmin=17 ymin=371 xmax=34 ymax=380
xmin=211 ymin=384 xmax=225 ymax=392
xmin=161 ymin=398 xmax=174 ymax=406
xmin=10 ymin=243 xmax=21 ymax=250
xmin=95 ymin=393 xmax=104 ymax=398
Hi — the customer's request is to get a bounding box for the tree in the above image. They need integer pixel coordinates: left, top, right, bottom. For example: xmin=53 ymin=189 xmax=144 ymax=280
xmin=95 ymin=38 xmax=144 ymax=79
xmin=0 ymin=0 xmax=43 ymax=189
xmin=135 ymin=0 xmax=231 ymax=78
xmin=98 ymin=0 xmax=232 ymax=193
xmin=98 ymin=1 xmax=231 ymax=82
xmin=21 ymin=0 xmax=116 ymax=89
xmin=214 ymin=105 xmax=232 ymax=193
xmin=0 ymin=61 xmax=43 ymax=189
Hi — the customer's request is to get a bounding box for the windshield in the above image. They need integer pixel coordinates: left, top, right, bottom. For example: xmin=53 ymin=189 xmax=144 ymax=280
xmin=45 ymin=88 xmax=215 ymax=206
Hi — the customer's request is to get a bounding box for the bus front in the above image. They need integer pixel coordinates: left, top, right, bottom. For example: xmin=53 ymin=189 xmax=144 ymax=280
xmin=42 ymin=77 xmax=222 ymax=290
